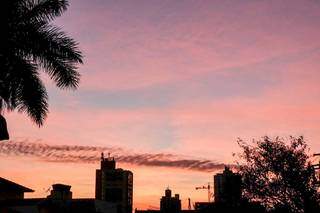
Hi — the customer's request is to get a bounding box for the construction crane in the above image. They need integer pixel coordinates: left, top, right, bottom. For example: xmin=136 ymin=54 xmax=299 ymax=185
xmin=195 ymin=182 xmax=213 ymax=202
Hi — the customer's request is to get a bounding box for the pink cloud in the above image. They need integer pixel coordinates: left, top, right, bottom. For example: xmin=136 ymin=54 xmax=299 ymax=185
xmin=51 ymin=0 xmax=320 ymax=92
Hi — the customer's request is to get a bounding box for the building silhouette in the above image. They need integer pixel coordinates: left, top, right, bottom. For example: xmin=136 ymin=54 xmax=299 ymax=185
xmin=95 ymin=153 xmax=133 ymax=213
xmin=192 ymin=167 xmax=264 ymax=213
xmin=0 ymin=178 xmax=117 ymax=213
xmin=0 ymin=177 xmax=34 ymax=200
xmin=47 ymin=183 xmax=72 ymax=200
xmin=136 ymin=188 xmax=191 ymax=213
xmin=160 ymin=188 xmax=181 ymax=213
xmin=214 ymin=166 xmax=241 ymax=205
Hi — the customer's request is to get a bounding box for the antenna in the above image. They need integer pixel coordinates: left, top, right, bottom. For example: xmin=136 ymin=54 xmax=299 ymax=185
xmin=101 ymin=152 xmax=104 ymax=161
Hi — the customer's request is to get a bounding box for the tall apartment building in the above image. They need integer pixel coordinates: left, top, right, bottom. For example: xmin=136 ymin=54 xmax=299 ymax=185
xmin=214 ymin=166 xmax=242 ymax=205
xmin=160 ymin=188 xmax=181 ymax=213
xmin=95 ymin=153 xmax=133 ymax=213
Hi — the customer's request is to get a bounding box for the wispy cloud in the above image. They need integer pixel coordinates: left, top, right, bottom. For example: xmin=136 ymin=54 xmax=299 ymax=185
xmin=0 ymin=140 xmax=227 ymax=172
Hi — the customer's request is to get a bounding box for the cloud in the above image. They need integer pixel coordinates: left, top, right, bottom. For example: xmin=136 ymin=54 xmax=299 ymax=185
xmin=54 ymin=0 xmax=320 ymax=92
xmin=0 ymin=140 xmax=227 ymax=172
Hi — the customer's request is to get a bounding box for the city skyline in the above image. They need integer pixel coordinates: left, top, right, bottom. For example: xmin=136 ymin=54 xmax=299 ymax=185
xmin=2 ymin=0 xmax=320 ymax=210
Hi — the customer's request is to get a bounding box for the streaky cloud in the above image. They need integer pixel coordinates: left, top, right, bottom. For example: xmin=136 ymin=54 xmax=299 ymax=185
xmin=0 ymin=140 xmax=228 ymax=172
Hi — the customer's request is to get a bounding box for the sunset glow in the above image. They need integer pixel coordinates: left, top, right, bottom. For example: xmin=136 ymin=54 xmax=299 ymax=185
xmin=2 ymin=0 xmax=320 ymax=210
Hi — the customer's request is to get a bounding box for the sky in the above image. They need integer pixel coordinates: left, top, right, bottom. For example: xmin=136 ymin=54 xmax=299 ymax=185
xmin=2 ymin=0 xmax=320 ymax=210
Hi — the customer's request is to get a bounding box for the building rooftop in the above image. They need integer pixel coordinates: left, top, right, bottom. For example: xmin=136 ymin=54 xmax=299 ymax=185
xmin=52 ymin=183 xmax=71 ymax=191
xmin=0 ymin=177 xmax=34 ymax=192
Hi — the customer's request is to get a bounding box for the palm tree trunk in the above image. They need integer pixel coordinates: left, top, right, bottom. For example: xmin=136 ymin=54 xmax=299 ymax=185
xmin=0 ymin=114 xmax=9 ymax=140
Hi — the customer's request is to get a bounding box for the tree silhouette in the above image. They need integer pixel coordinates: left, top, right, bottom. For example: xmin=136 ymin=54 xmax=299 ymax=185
xmin=0 ymin=0 xmax=83 ymax=139
xmin=237 ymin=136 xmax=320 ymax=213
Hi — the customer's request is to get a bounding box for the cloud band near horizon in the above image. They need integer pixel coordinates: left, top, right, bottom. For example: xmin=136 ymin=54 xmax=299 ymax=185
xmin=0 ymin=140 xmax=227 ymax=172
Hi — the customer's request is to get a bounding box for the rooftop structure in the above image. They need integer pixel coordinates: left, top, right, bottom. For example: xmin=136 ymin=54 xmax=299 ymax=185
xmin=0 ymin=177 xmax=34 ymax=200
xmin=47 ymin=183 xmax=72 ymax=200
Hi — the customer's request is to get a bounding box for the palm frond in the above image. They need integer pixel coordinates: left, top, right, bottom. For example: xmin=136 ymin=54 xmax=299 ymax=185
xmin=23 ymin=0 xmax=69 ymax=22
xmin=4 ymin=55 xmax=48 ymax=126
xmin=17 ymin=71 xmax=49 ymax=126
xmin=14 ymin=21 xmax=83 ymax=89
xmin=0 ymin=0 xmax=82 ymax=128
xmin=42 ymin=57 xmax=81 ymax=89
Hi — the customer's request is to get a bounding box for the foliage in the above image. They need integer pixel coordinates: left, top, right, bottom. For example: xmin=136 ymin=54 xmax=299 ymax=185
xmin=0 ymin=0 xmax=83 ymax=126
xmin=237 ymin=136 xmax=320 ymax=212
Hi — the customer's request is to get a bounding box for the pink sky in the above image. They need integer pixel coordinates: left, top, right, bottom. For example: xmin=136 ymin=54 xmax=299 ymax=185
xmin=2 ymin=0 xmax=320 ymax=210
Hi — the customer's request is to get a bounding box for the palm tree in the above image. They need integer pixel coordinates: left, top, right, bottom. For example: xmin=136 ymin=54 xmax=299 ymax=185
xmin=0 ymin=0 xmax=83 ymax=140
